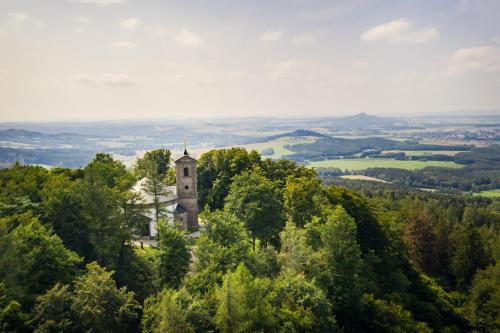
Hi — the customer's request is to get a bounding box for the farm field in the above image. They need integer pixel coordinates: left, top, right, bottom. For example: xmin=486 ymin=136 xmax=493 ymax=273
xmin=382 ymin=150 xmax=467 ymax=156
xmin=239 ymin=137 xmax=317 ymax=159
xmin=474 ymin=189 xmax=500 ymax=198
xmin=339 ymin=175 xmax=389 ymax=183
xmin=308 ymin=158 xmax=464 ymax=171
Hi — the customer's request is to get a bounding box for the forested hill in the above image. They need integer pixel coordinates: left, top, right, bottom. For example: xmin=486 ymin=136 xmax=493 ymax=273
xmin=0 ymin=148 xmax=499 ymax=332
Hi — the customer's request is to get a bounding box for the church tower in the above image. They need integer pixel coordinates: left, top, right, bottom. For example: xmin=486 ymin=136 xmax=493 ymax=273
xmin=174 ymin=146 xmax=199 ymax=230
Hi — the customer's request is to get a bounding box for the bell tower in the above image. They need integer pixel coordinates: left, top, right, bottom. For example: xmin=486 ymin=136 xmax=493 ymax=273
xmin=174 ymin=144 xmax=199 ymax=230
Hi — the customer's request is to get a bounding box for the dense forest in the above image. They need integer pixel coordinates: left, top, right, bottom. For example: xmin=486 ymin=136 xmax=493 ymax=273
xmin=0 ymin=148 xmax=499 ymax=332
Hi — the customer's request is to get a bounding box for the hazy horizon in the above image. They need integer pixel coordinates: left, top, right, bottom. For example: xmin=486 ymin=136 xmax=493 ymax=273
xmin=1 ymin=0 xmax=500 ymax=122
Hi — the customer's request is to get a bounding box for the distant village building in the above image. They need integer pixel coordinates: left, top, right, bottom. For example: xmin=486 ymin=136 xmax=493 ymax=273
xmin=132 ymin=148 xmax=199 ymax=237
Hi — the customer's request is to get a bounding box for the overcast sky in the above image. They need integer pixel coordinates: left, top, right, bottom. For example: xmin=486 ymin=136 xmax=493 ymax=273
xmin=0 ymin=0 xmax=499 ymax=122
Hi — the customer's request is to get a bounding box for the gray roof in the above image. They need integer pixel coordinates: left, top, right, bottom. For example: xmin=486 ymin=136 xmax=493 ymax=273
xmin=132 ymin=177 xmax=178 ymax=204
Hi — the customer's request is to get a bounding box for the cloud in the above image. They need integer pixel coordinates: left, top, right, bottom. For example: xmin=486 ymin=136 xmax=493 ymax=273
xmin=361 ymin=18 xmax=438 ymax=44
xmin=119 ymin=18 xmax=141 ymax=31
xmin=111 ymin=41 xmax=137 ymax=49
xmin=291 ymin=33 xmax=315 ymax=44
xmin=74 ymin=73 xmax=133 ymax=86
xmin=9 ymin=12 xmax=28 ymax=22
xmin=66 ymin=0 xmax=123 ymax=7
xmin=449 ymin=46 xmax=500 ymax=73
xmin=261 ymin=29 xmax=285 ymax=42
xmin=174 ymin=29 xmax=204 ymax=48
xmin=75 ymin=16 xmax=90 ymax=24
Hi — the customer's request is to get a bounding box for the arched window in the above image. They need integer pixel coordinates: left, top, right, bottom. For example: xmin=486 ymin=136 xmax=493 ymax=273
xmin=183 ymin=167 xmax=189 ymax=177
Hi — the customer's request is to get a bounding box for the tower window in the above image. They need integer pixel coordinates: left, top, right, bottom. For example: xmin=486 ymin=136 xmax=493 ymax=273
xmin=185 ymin=185 xmax=189 ymax=190
xmin=183 ymin=167 xmax=189 ymax=177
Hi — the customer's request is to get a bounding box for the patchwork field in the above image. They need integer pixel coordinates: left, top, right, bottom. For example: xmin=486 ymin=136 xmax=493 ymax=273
xmin=474 ymin=189 xmax=500 ymax=198
xmin=382 ymin=150 xmax=467 ymax=156
xmin=339 ymin=175 xmax=389 ymax=183
xmin=239 ymin=137 xmax=317 ymax=159
xmin=308 ymin=158 xmax=464 ymax=171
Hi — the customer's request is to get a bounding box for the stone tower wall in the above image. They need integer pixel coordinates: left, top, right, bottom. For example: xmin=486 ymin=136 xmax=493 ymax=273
xmin=175 ymin=156 xmax=199 ymax=230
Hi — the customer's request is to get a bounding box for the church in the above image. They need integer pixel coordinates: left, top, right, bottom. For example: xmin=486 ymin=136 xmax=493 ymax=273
xmin=132 ymin=148 xmax=199 ymax=237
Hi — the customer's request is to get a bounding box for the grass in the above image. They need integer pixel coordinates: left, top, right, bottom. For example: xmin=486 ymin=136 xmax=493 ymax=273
xmin=239 ymin=137 xmax=317 ymax=159
xmin=474 ymin=189 xmax=500 ymax=198
xmin=382 ymin=150 xmax=467 ymax=156
xmin=308 ymin=158 xmax=464 ymax=171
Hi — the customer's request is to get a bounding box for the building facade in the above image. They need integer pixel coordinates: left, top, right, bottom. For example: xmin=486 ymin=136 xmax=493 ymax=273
xmin=132 ymin=150 xmax=199 ymax=237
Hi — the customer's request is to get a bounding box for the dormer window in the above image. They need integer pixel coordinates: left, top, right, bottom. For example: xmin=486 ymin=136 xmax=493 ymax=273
xmin=183 ymin=167 xmax=189 ymax=177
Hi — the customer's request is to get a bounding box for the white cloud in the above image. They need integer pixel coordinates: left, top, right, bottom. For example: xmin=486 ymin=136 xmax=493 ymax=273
xmin=74 ymin=73 xmax=133 ymax=86
xmin=119 ymin=18 xmax=141 ymax=31
xmin=261 ymin=29 xmax=285 ymax=42
xmin=111 ymin=41 xmax=137 ymax=49
xmin=9 ymin=12 xmax=28 ymax=22
xmin=291 ymin=33 xmax=315 ymax=44
xmin=75 ymin=16 xmax=90 ymax=24
xmin=67 ymin=0 xmax=123 ymax=7
xmin=174 ymin=29 xmax=204 ymax=48
xmin=449 ymin=46 xmax=500 ymax=73
xmin=361 ymin=18 xmax=438 ymax=44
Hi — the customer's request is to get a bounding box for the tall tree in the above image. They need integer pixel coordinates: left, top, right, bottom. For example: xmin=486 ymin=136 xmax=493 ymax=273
xmin=215 ymin=264 xmax=275 ymax=333
xmin=314 ymin=206 xmax=363 ymax=327
xmin=71 ymin=262 xmax=141 ymax=333
xmin=283 ymin=176 xmax=322 ymax=227
xmin=135 ymin=149 xmax=172 ymax=180
xmin=225 ymin=170 xmax=285 ymax=249
xmin=404 ymin=202 xmax=439 ymax=274
xmin=156 ymin=220 xmax=191 ymax=289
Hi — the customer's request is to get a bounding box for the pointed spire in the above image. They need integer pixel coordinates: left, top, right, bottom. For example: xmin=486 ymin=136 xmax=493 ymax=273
xmin=183 ymin=138 xmax=188 ymax=156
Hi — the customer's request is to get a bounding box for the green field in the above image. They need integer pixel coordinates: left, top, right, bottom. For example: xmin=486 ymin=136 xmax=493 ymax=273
xmin=474 ymin=189 xmax=500 ymax=198
xmin=308 ymin=158 xmax=464 ymax=171
xmin=382 ymin=150 xmax=467 ymax=156
xmin=240 ymin=137 xmax=317 ymax=159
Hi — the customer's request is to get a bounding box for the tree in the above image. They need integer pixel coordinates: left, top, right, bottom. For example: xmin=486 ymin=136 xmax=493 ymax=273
xmin=40 ymin=173 xmax=93 ymax=259
xmin=404 ymin=202 xmax=439 ymax=274
xmin=135 ymin=149 xmax=172 ymax=180
xmin=141 ymin=288 xmax=195 ymax=333
xmin=0 ymin=283 xmax=28 ymax=333
xmin=283 ymin=176 xmax=322 ymax=227
xmin=450 ymin=222 xmax=490 ymax=289
xmin=156 ymin=220 xmax=191 ymax=289
xmin=278 ymin=221 xmax=313 ymax=273
xmin=466 ymin=262 xmax=500 ymax=332
xmin=32 ymin=283 xmax=74 ymax=333
xmin=197 ymin=148 xmax=260 ymax=210
xmin=225 ymin=170 xmax=285 ymax=249
xmin=187 ymin=211 xmax=251 ymax=294
xmin=0 ymin=214 xmax=81 ymax=305
xmin=215 ymin=264 xmax=275 ymax=333
xmin=269 ymin=269 xmax=337 ymax=332
xmin=71 ymin=262 xmax=141 ymax=333
xmin=313 ymin=206 xmax=363 ymax=327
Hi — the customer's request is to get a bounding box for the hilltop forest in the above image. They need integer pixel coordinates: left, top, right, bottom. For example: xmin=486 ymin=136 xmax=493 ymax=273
xmin=0 ymin=148 xmax=499 ymax=332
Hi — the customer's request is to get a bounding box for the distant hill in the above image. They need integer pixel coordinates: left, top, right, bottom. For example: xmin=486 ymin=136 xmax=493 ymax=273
xmin=328 ymin=113 xmax=399 ymax=129
xmin=253 ymin=129 xmax=328 ymax=143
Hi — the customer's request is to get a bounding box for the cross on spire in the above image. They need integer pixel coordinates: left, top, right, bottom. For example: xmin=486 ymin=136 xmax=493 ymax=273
xmin=183 ymin=138 xmax=188 ymax=156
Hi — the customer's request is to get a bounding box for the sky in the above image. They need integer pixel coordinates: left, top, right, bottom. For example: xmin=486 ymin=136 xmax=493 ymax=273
xmin=0 ymin=0 xmax=499 ymax=122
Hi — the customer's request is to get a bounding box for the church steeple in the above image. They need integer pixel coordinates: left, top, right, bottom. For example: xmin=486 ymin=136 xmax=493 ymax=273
xmin=183 ymin=139 xmax=188 ymax=156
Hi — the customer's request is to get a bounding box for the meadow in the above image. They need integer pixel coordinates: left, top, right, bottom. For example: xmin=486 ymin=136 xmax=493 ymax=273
xmin=474 ymin=189 xmax=500 ymax=198
xmin=382 ymin=150 xmax=467 ymax=156
xmin=308 ymin=158 xmax=464 ymax=171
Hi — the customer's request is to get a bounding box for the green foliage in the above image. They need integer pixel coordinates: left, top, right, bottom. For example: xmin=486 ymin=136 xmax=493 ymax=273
xmin=278 ymin=221 xmax=314 ymax=273
xmin=269 ymin=269 xmax=337 ymax=332
xmin=32 ymin=283 xmax=74 ymax=333
xmin=225 ymin=170 xmax=285 ymax=248
xmin=467 ymin=262 xmax=500 ymax=332
xmin=313 ymin=206 xmax=363 ymax=327
xmin=0 ymin=214 xmax=82 ymax=305
xmin=0 ymin=283 xmax=29 ymax=333
xmin=142 ymin=288 xmax=195 ymax=333
xmin=283 ymin=176 xmax=322 ymax=227
xmin=214 ymin=264 xmax=275 ymax=333
xmin=360 ymin=294 xmax=432 ymax=333
xmin=156 ymin=220 xmax=191 ymax=289
xmin=135 ymin=149 xmax=172 ymax=179
xmin=71 ymin=262 xmax=141 ymax=333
